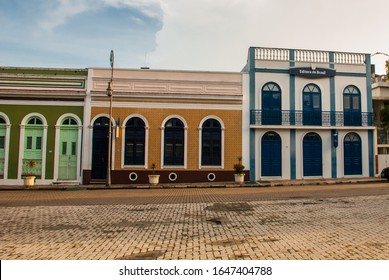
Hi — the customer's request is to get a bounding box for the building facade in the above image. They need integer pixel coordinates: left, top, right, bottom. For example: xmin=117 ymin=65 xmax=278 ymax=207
xmin=372 ymin=74 xmax=389 ymax=172
xmin=0 ymin=67 xmax=86 ymax=185
xmin=82 ymin=68 xmax=245 ymax=184
xmin=243 ymin=47 xmax=375 ymax=181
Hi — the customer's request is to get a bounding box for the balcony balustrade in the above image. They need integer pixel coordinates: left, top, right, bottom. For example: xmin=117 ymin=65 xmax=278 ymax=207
xmin=250 ymin=110 xmax=374 ymax=127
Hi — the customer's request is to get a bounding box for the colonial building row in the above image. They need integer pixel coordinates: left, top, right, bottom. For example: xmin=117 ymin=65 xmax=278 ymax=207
xmin=0 ymin=47 xmax=379 ymax=185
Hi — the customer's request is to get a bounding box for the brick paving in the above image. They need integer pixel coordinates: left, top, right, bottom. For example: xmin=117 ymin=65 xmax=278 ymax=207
xmin=0 ymin=183 xmax=388 ymax=260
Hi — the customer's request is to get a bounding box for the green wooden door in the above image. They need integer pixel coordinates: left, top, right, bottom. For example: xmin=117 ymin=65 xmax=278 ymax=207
xmin=58 ymin=128 xmax=78 ymax=180
xmin=23 ymin=127 xmax=43 ymax=176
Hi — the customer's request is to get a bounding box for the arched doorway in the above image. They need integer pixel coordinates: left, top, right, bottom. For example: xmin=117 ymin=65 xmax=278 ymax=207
xmin=303 ymin=132 xmax=322 ymax=176
xmin=261 ymin=131 xmax=281 ymax=176
xmin=58 ymin=117 xmax=79 ymax=180
xmin=262 ymin=82 xmax=281 ymax=125
xmin=303 ymin=84 xmax=321 ymax=126
xmin=23 ymin=116 xmax=44 ymax=178
xmin=344 ymin=132 xmax=362 ymax=175
xmin=343 ymin=86 xmax=361 ymax=126
xmin=91 ymin=116 xmax=110 ymax=180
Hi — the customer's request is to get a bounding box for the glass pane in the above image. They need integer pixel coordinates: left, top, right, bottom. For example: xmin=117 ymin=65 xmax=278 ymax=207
xmin=0 ymin=135 xmax=4 ymax=149
xmin=27 ymin=137 xmax=33 ymax=149
xmin=71 ymin=142 xmax=76 ymax=155
xmin=344 ymin=96 xmax=350 ymax=109
xmin=36 ymin=137 xmax=42 ymax=150
xmin=62 ymin=142 xmax=67 ymax=155
xmin=312 ymin=95 xmax=320 ymax=109
xmin=353 ymin=96 xmax=360 ymax=110
xmin=303 ymin=94 xmax=311 ymax=107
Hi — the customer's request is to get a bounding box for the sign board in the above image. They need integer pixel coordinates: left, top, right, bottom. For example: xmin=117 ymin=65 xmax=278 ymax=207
xmin=290 ymin=67 xmax=336 ymax=78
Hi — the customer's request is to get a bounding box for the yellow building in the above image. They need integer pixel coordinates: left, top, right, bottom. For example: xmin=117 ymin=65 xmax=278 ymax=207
xmin=82 ymin=68 xmax=245 ymax=184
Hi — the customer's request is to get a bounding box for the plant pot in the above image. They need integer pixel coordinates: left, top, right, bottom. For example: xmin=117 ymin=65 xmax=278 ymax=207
xmin=234 ymin=174 xmax=245 ymax=184
xmin=24 ymin=176 xmax=36 ymax=187
xmin=148 ymin=175 xmax=160 ymax=185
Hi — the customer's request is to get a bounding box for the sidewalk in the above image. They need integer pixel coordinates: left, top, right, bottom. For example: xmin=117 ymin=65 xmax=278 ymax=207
xmin=0 ymin=177 xmax=385 ymax=191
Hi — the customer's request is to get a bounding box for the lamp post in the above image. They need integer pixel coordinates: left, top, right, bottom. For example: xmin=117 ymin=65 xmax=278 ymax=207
xmin=106 ymin=50 xmax=114 ymax=187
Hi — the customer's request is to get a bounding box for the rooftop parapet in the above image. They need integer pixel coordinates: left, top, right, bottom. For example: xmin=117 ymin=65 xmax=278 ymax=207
xmin=254 ymin=47 xmax=366 ymax=65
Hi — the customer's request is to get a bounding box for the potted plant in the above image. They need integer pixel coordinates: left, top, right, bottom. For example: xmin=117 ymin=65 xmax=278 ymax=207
xmin=233 ymin=157 xmax=245 ymax=184
xmin=24 ymin=159 xmax=37 ymax=187
xmin=148 ymin=163 xmax=160 ymax=185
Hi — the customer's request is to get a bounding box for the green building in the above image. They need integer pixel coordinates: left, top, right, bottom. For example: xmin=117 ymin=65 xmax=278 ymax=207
xmin=0 ymin=67 xmax=86 ymax=185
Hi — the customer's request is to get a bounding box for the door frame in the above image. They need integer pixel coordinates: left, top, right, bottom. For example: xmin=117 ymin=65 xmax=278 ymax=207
xmin=343 ymin=132 xmax=362 ymax=175
xmin=18 ymin=113 xmax=48 ymax=181
xmin=89 ymin=114 xmax=116 ymax=179
xmin=53 ymin=113 xmax=82 ymax=182
xmin=261 ymin=131 xmax=282 ymax=177
xmin=302 ymin=132 xmax=323 ymax=177
xmin=0 ymin=113 xmax=11 ymax=180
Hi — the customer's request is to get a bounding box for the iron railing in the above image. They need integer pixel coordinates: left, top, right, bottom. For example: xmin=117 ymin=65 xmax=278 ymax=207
xmin=250 ymin=110 xmax=374 ymax=127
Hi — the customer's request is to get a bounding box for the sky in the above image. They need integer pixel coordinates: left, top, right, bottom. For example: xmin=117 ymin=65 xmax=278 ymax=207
xmin=0 ymin=0 xmax=388 ymax=74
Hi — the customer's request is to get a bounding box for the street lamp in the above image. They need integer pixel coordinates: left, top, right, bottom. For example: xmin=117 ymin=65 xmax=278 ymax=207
xmin=106 ymin=50 xmax=114 ymax=187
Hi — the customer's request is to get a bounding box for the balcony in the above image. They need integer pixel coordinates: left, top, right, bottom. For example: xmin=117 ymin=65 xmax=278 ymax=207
xmin=250 ymin=110 xmax=374 ymax=127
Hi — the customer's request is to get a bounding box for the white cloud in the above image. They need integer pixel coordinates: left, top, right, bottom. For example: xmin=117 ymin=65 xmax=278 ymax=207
xmin=150 ymin=0 xmax=389 ymax=73
xmin=38 ymin=0 xmax=161 ymax=32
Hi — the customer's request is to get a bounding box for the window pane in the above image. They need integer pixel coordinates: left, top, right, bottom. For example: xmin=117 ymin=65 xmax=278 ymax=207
xmin=343 ymin=96 xmax=350 ymax=109
xmin=27 ymin=137 xmax=33 ymax=149
xmin=62 ymin=142 xmax=67 ymax=155
xmin=71 ymin=142 xmax=76 ymax=156
xmin=36 ymin=137 xmax=42 ymax=150
xmin=353 ymin=96 xmax=360 ymax=109
xmin=0 ymin=136 xmax=4 ymax=149
xmin=312 ymin=95 xmax=320 ymax=109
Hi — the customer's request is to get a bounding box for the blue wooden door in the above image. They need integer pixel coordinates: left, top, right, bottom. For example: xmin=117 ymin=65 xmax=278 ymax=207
xmin=262 ymin=83 xmax=281 ymax=125
xmin=303 ymin=132 xmax=322 ymax=176
xmin=344 ymin=133 xmax=362 ymax=175
xmin=303 ymin=84 xmax=321 ymax=126
xmin=343 ymin=86 xmax=361 ymax=126
xmin=261 ymin=132 xmax=282 ymax=176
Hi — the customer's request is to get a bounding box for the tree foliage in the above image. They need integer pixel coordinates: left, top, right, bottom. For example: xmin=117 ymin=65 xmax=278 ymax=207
xmin=380 ymin=105 xmax=389 ymax=127
xmin=386 ymin=59 xmax=389 ymax=80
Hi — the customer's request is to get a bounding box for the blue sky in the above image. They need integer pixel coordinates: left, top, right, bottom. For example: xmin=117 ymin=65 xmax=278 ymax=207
xmin=1 ymin=0 xmax=389 ymax=74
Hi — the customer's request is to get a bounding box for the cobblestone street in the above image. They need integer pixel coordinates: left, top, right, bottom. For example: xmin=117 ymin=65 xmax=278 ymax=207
xmin=0 ymin=184 xmax=388 ymax=260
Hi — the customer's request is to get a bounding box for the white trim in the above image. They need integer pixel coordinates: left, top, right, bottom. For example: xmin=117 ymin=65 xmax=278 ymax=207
xmin=0 ymin=113 xmax=11 ymax=179
xmin=18 ymin=113 xmax=48 ymax=180
xmin=53 ymin=113 xmax=83 ymax=183
xmin=121 ymin=114 xmax=149 ymax=169
xmin=0 ymin=100 xmax=84 ymax=106
xmin=161 ymin=115 xmax=188 ymax=169
xmin=91 ymin=101 xmax=241 ymax=111
xmin=198 ymin=116 xmax=225 ymax=169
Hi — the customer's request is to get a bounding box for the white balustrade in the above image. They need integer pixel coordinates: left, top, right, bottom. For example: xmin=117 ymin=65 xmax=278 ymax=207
xmin=255 ymin=47 xmax=365 ymax=65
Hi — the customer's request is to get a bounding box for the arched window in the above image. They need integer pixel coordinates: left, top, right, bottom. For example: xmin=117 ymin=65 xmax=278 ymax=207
xmin=262 ymin=82 xmax=281 ymax=125
xmin=344 ymin=132 xmax=362 ymax=175
xmin=343 ymin=85 xmax=361 ymax=126
xmin=261 ymin=132 xmax=282 ymax=176
xmin=124 ymin=117 xmax=145 ymax=166
xmin=201 ymin=119 xmax=221 ymax=166
xmin=303 ymin=84 xmax=321 ymax=125
xmin=62 ymin=117 xmax=78 ymax=126
xmin=164 ymin=118 xmax=184 ymax=166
